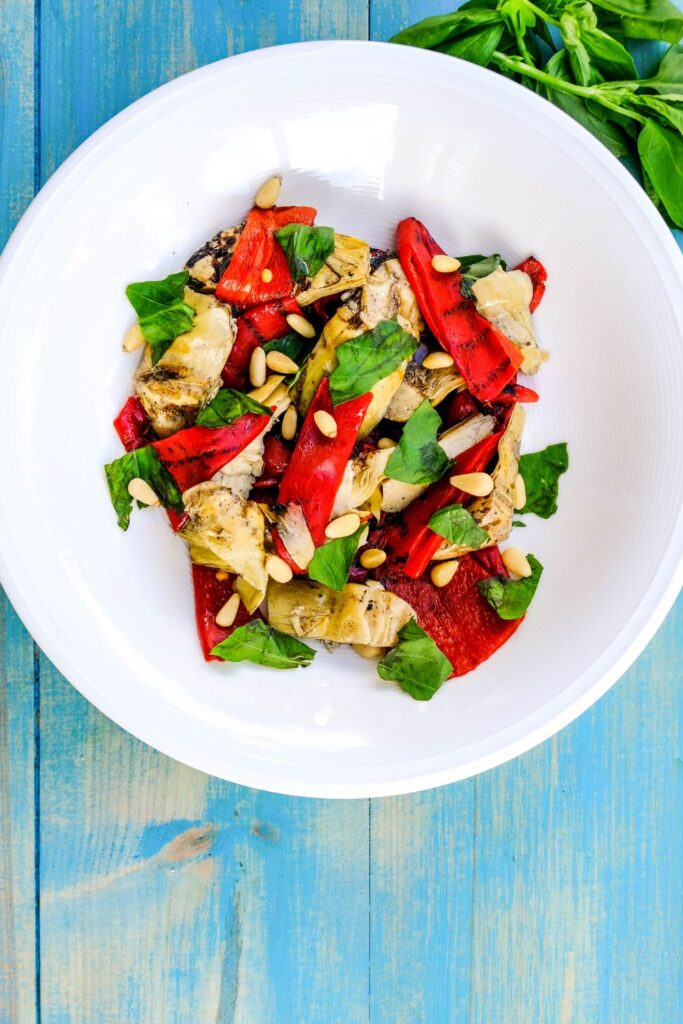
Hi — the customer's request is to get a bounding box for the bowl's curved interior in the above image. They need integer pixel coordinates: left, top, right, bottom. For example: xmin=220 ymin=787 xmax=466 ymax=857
xmin=0 ymin=42 xmax=681 ymax=796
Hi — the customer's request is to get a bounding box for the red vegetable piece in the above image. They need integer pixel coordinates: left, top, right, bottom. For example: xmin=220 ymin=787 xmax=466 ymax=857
xmin=215 ymin=206 xmax=316 ymax=310
xmin=380 ymin=430 xmax=503 ymax=578
xmin=153 ymin=413 xmax=269 ymax=492
xmin=278 ymin=378 xmax=371 ymax=546
xmin=446 ymin=389 xmax=480 ymax=426
xmin=191 ymin=564 xmax=258 ymax=661
xmin=378 ymin=548 xmax=523 ymax=677
xmin=222 ymin=297 xmax=300 ymax=389
xmin=251 ymin=436 xmax=293 ymax=490
xmin=397 ymin=218 xmax=523 ymax=402
xmin=514 ymin=256 xmax=547 ymax=313
xmin=113 ymin=396 xmax=153 ymax=451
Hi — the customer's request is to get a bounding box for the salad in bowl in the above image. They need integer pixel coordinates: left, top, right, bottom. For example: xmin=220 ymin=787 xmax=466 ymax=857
xmin=105 ymin=176 xmax=567 ymax=700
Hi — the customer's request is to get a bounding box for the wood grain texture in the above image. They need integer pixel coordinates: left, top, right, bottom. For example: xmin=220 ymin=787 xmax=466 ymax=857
xmin=0 ymin=1 xmax=681 ymax=1022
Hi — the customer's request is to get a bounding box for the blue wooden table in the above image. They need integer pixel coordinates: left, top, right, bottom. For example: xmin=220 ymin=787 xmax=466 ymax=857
xmin=1 ymin=3 xmax=681 ymax=1021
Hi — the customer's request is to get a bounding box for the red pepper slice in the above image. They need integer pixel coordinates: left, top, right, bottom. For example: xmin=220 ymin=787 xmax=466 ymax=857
xmin=278 ymin=378 xmax=371 ymax=546
xmin=445 ymin=390 xmax=481 ymax=426
xmin=380 ymin=430 xmax=503 ymax=578
xmin=222 ymin=297 xmax=301 ymax=389
xmin=191 ymin=564 xmax=259 ymax=661
xmin=153 ymin=412 xmax=269 ymax=493
xmin=215 ymin=206 xmax=316 ymax=310
xmin=113 ymin=396 xmax=154 ymax=451
xmin=397 ymin=218 xmax=523 ymax=402
xmin=251 ymin=434 xmax=292 ymax=491
xmin=378 ymin=548 xmax=523 ymax=677
xmin=514 ymin=256 xmax=547 ymax=313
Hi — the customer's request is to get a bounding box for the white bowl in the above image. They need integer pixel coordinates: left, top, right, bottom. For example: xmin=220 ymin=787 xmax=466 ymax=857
xmin=0 ymin=42 xmax=681 ymax=797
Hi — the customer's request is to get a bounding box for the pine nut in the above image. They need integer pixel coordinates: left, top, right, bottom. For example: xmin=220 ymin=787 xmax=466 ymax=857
xmin=431 ymin=254 xmax=461 ymax=274
xmin=513 ymin=473 xmax=526 ymax=510
xmin=249 ymin=346 xmax=267 ymax=388
xmin=286 ymin=313 xmax=316 ymax=339
xmin=254 ymin=175 xmax=281 ymax=210
xmin=261 ymin=268 xmax=273 ymax=283
xmin=377 ymin=437 xmax=395 ymax=450
xmin=325 ymin=512 xmax=361 ymax=539
xmin=352 ymin=644 xmax=383 ymax=659
xmin=360 ymin=548 xmax=386 ymax=569
xmin=215 ymin=593 xmax=240 ymax=628
xmin=266 ymin=554 xmax=293 ymax=583
xmin=127 ymin=477 xmax=160 ymax=506
xmin=281 ymin=405 xmax=298 ymax=441
xmin=123 ymin=323 xmax=145 ymax=352
xmin=430 ymin=559 xmax=460 ymax=587
xmin=314 ymin=409 xmax=337 ymax=438
xmin=423 ymin=351 xmax=455 ymax=370
xmin=215 ymin=571 xmax=230 ymax=581
xmin=449 ymin=472 xmax=494 ymax=497
xmin=266 ymin=350 xmax=299 ymax=375
xmin=248 ymin=374 xmax=284 ymax=403
xmin=501 ymin=547 xmax=532 ymax=578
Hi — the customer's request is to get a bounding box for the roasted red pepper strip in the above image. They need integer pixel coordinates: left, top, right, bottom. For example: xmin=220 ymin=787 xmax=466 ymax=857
xmin=380 ymin=430 xmax=503 ymax=578
xmin=445 ymin=389 xmax=481 ymax=426
xmin=278 ymin=378 xmax=371 ymax=546
xmin=378 ymin=548 xmax=522 ymax=677
xmin=191 ymin=564 xmax=259 ymax=661
xmin=153 ymin=412 xmax=269 ymax=493
xmin=397 ymin=218 xmax=523 ymax=402
xmin=216 ymin=206 xmax=316 ymax=309
xmin=222 ymin=297 xmax=301 ymax=389
xmin=113 ymin=396 xmax=154 ymax=451
xmin=514 ymin=256 xmax=547 ymax=313
xmin=251 ymin=434 xmax=292 ymax=491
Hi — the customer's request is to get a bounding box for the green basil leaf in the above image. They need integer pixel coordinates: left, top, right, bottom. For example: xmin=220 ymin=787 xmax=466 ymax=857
xmin=125 ymin=270 xmax=189 ymax=318
xmin=262 ymin=332 xmax=309 ymax=362
xmin=196 ymin=388 xmax=272 ymax=428
xmin=437 ymin=21 xmax=505 ymax=65
xmin=126 ymin=270 xmax=196 ymax=365
xmin=560 ymin=12 xmax=596 ymax=86
xmin=627 ymin=93 xmax=683 ymax=133
xmin=512 ymin=520 xmax=527 ymax=528
xmin=643 ymin=44 xmax=683 ymax=96
xmin=457 ymin=253 xmax=506 ymax=298
xmin=592 ymin=0 xmax=683 ymax=43
xmin=385 ymin=400 xmax=451 ymax=486
xmin=428 ymin=504 xmax=490 ymax=548
xmin=518 ymin=442 xmax=569 ymax=518
xmin=275 ymin=224 xmax=335 ymax=281
xmin=377 ymin=619 xmax=453 ymax=701
xmin=477 ymin=554 xmax=543 ymax=620
xmin=104 ymin=446 xmax=183 ymax=531
xmin=544 ymin=50 xmax=633 ymax=158
xmin=391 ymin=8 xmax=503 ymax=48
xmin=307 ymin=526 xmax=366 ymax=592
xmin=637 ymin=119 xmax=683 ymax=227
xmin=211 ymin=620 xmax=316 ymax=669
xmin=328 ymin=320 xmax=418 ymax=406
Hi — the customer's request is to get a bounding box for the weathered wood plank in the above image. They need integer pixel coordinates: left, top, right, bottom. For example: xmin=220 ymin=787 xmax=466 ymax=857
xmin=36 ymin=3 xmax=371 ymax=1021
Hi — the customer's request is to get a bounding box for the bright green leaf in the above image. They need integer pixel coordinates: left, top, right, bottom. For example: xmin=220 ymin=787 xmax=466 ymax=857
xmin=307 ymin=526 xmax=366 ymax=592
xmin=518 ymin=443 xmax=569 ymax=518
xmin=428 ymin=504 xmax=490 ymax=548
xmin=377 ymin=619 xmax=453 ymax=701
xmin=104 ymin=446 xmax=183 ymax=531
xmin=275 ymin=224 xmax=335 ymax=281
xmin=211 ymin=620 xmax=316 ymax=669
xmin=328 ymin=320 xmax=418 ymax=406
xmin=477 ymin=554 xmax=544 ymax=620
xmin=196 ymin=389 xmax=272 ymax=428
xmin=385 ymin=400 xmax=451 ymax=486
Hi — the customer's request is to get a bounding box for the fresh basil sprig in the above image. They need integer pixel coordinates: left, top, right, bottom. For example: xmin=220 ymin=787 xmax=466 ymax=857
xmin=377 ymin=619 xmax=453 ymax=701
xmin=105 ymin=446 xmax=183 ymax=531
xmin=478 ymin=554 xmax=544 ymax=620
xmin=428 ymin=504 xmax=490 ymax=548
xmin=275 ymin=224 xmax=335 ymax=281
xmin=518 ymin=443 xmax=569 ymax=518
xmin=458 ymin=254 xmax=506 ymax=298
xmin=196 ymin=388 xmax=272 ymax=427
xmin=328 ymin=320 xmax=418 ymax=406
xmin=126 ymin=270 xmax=196 ymax=364
xmin=385 ymin=400 xmax=451 ymax=486
xmin=391 ymin=7 xmax=683 ymax=227
xmin=308 ymin=526 xmax=367 ymax=592
xmin=211 ymin=620 xmax=316 ymax=669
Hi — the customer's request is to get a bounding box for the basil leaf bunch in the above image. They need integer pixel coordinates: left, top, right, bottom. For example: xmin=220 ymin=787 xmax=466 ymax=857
xmin=328 ymin=320 xmax=418 ymax=406
xmin=392 ymin=6 xmax=683 ymax=227
xmin=196 ymin=388 xmax=272 ymax=428
xmin=105 ymin=446 xmax=183 ymax=530
xmin=377 ymin=619 xmax=453 ymax=701
xmin=385 ymin=400 xmax=451 ymax=485
xmin=308 ymin=525 xmax=367 ymax=592
xmin=518 ymin=443 xmax=569 ymax=518
xmin=478 ymin=554 xmax=544 ymax=619
xmin=211 ymin=620 xmax=316 ymax=669
xmin=126 ymin=270 xmax=196 ymax=365
xmin=275 ymin=224 xmax=335 ymax=281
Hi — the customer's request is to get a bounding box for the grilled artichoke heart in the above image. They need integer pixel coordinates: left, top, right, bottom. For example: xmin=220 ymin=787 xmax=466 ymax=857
xmin=267 ymin=580 xmax=415 ymax=648
xmin=472 ymin=268 xmax=542 ymax=374
xmin=185 ymin=224 xmax=243 ymax=293
xmin=386 ymin=360 xmax=466 ymax=422
xmin=135 ymin=290 xmax=235 ymax=438
xmin=296 ymin=233 xmax=370 ymax=306
xmin=181 ymin=482 xmax=267 ymax=613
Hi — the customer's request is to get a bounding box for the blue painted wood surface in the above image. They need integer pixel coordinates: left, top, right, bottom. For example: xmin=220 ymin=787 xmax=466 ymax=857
xmin=0 ymin=2 xmax=681 ymax=1021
